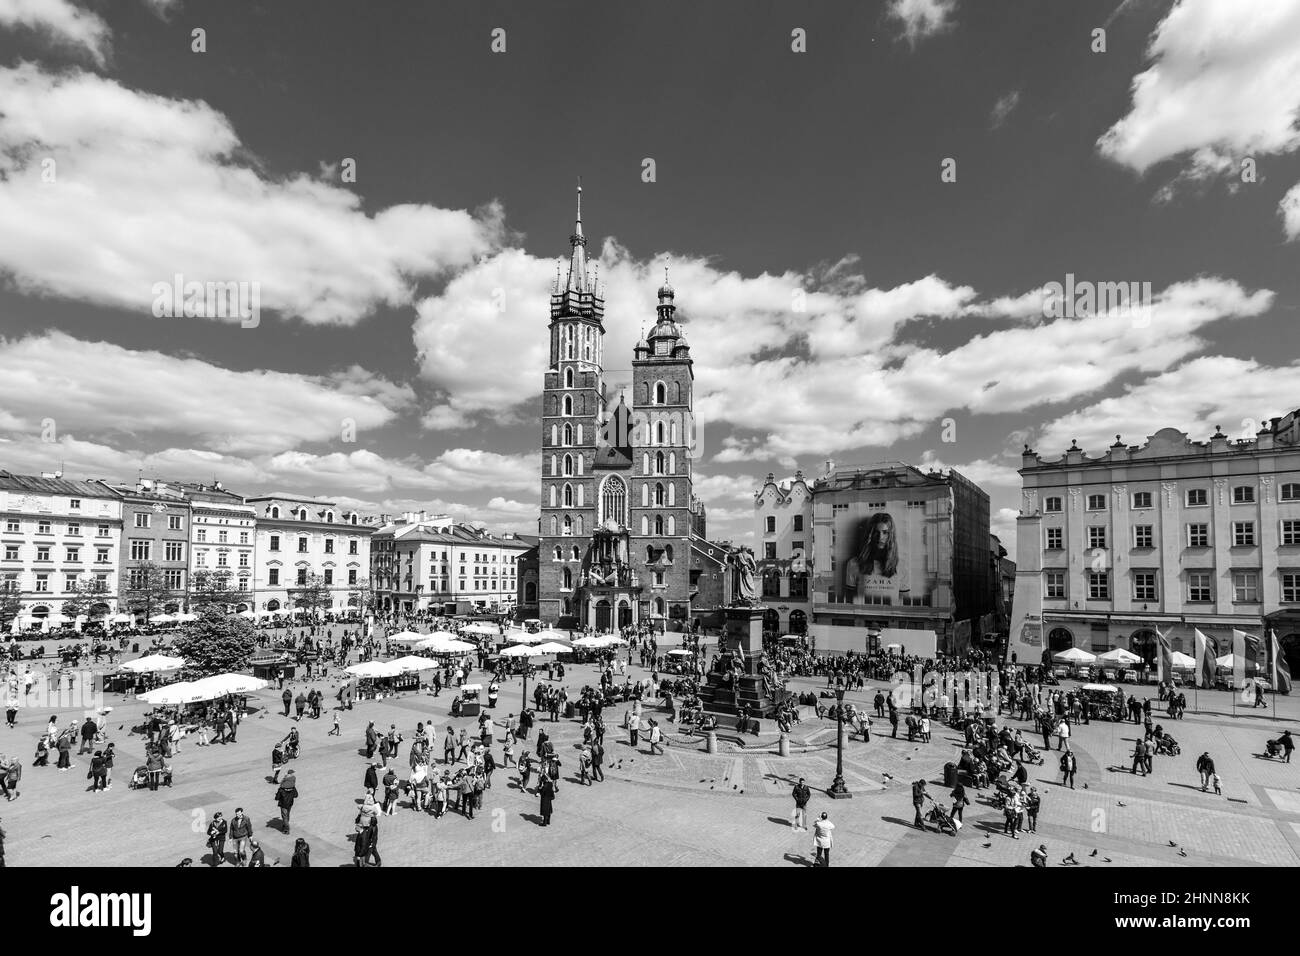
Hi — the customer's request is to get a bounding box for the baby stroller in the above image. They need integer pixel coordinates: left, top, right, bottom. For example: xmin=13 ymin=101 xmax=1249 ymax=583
xmin=924 ymin=796 xmax=959 ymax=836
xmin=129 ymin=766 xmax=149 ymax=789
xmin=1156 ymin=735 xmax=1180 ymax=756
xmin=1019 ymin=742 xmax=1045 ymax=765
xmin=1264 ymin=738 xmax=1284 ymax=759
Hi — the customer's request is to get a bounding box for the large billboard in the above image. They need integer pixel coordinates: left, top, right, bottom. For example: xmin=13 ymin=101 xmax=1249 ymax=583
xmin=829 ymin=504 xmax=938 ymax=606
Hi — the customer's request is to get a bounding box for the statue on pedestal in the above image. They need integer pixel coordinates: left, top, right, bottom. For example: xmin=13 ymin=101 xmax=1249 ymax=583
xmin=727 ymin=546 xmax=759 ymax=606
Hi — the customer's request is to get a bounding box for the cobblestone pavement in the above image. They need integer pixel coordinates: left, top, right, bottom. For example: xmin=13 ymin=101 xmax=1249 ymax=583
xmin=2 ymin=658 xmax=1297 ymax=867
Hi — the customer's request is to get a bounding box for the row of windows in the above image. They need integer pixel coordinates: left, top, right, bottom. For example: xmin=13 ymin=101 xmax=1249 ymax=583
xmin=5 ymin=519 xmax=113 ymax=537
xmin=265 ymin=506 xmax=360 ymax=524
xmin=4 ymin=544 xmax=114 ymax=563
xmin=1044 ymin=569 xmax=1300 ymax=603
xmin=196 ymin=529 xmax=251 ymax=545
xmin=1046 ymin=520 xmax=1300 ymax=550
xmin=545 ymin=513 xmax=680 ymax=536
xmin=763 ymin=541 xmax=805 ymax=559
xmin=1043 ymin=483 xmax=1300 ymax=513
xmin=195 ymin=551 xmax=251 ymax=568
xmin=7 ymin=571 xmax=113 ymax=593
xmin=265 ymin=568 xmax=359 ymax=586
xmin=132 ymin=513 xmax=185 ymax=530
xmin=267 ymin=535 xmax=360 ymax=554
xmin=764 ymin=515 xmax=805 ymax=534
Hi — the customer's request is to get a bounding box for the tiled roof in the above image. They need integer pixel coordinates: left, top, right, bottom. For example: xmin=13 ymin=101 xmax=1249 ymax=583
xmin=0 ymin=471 xmax=119 ymax=499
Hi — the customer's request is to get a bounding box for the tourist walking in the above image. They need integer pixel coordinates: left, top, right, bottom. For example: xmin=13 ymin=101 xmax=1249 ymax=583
xmin=276 ymin=771 xmax=298 ymax=834
xmin=206 ymin=812 xmax=228 ymax=866
xmin=291 ymin=837 xmax=310 ymax=867
xmin=791 ymin=778 xmax=811 ymax=831
xmin=539 ymin=773 xmax=555 ymax=826
xmin=1059 ymin=749 xmax=1077 ymax=789
xmin=229 ymin=807 xmax=253 ymax=866
xmin=1196 ymin=752 xmax=1215 ymax=791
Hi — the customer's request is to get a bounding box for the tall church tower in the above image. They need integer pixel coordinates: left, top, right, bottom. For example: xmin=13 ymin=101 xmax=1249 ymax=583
xmin=538 ymin=186 xmax=606 ymax=624
xmin=630 ymin=273 xmax=695 ymax=627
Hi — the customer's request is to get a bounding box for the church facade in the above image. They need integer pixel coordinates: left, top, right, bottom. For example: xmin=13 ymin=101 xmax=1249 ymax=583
xmin=537 ymin=188 xmax=708 ymax=631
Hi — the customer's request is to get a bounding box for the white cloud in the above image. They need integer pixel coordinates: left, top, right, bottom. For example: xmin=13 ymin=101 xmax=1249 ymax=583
xmin=1280 ymin=180 xmax=1300 ymax=239
xmin=916 ymin=451 xmax=1021 ymax=487
xmin=0 ymin=331 xmax=415 ymax=453
xmin=693 ymin=472 xmax=762 ymax=504
xmin=1098 ymin=0 xmax=1300 ymax=190
xmin=989 ymin=90 xmax=1021 ymax=129
xmin=1033 ymin=355 xmax=1300 ymax=454
xmin=0 ymin=0 xmax=109 ymax=64
xmin=887 ymin=0 xmax=958 ymax=45
xmin=0 ymin=64 xmax=503 ymax=324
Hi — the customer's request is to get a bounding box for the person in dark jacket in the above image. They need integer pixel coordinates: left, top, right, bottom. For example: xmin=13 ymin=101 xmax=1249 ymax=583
xmin=88 ymin=751 xmax=107 ymax=792
xmin=291 ymin=837 xmax=310 ymax=867
xmin=363 ymin=762 xmax=379 ymax=793
xmin=294 ymin=692 xmax=307 ymax=721
xmin=206 ymin=812 xmax=228 ymax=866
xmin=78 ymin=717 xmax=97 ymax=755
xmin=229 ymin=807 xmax=254 ymax=865
xmin=365 ymin=722 xmax=379 ymax=759
xmin=275 ymin=772 xmax=298 ymax=834
xmin=281 ymin=688 xmax=292 ymax=716
xmin=1196 ymin=752 xmax=1215 ymax=791
xmin=539 ymin=774 xmax=555 ymax=826
xmin=247 ymin=840 xmax=266 ymax=867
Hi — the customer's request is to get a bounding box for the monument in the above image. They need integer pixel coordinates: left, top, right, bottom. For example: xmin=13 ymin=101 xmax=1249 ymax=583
xmin=697 ymin=546 xmax=786 ymax=720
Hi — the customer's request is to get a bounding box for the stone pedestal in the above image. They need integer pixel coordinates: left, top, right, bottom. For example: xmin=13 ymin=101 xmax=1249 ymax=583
xmin=705 ymin=731 xmax=717 ymax=754
xmin=697 ymin=604 xmax=783 ymax=717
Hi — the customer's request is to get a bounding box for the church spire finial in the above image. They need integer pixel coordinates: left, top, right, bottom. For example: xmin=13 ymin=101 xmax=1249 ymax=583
xmin=566 ymin=180 xmax=588 ymax=293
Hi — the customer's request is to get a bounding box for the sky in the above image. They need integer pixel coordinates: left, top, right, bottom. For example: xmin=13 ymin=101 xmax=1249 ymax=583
xmin=1 ymin=0 xmax=1298 ymax=553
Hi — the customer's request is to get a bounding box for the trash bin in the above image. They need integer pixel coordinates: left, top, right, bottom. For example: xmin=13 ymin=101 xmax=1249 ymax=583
xmin=943 ymin=761 xmax=958 ymax=789
xmin=564 ymin=701 xmax=575 ymax=719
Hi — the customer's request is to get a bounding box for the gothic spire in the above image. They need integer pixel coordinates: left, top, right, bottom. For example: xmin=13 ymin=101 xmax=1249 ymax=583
xmin=566 ymin=180 xmax=587 ymax=293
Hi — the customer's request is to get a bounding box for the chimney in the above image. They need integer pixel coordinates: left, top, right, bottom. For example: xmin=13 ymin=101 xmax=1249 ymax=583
xmin=823 ymin=459 xmax=834 ymax=478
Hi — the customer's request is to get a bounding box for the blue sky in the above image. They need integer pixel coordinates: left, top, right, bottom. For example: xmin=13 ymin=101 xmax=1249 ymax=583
xmin=1 ymin=0 xmax=1298 ymax=550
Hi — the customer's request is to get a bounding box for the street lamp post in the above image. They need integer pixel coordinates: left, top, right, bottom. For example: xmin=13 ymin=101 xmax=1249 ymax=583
xmin=828 ymin=685 xmax=852 ymax=799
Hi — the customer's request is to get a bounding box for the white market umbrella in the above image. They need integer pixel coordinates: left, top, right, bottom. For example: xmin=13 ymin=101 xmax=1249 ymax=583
xmin=149 ymin=614 xmax=175 ymax=624
xmin=345 ymin=660 xmax=403 ymax=678
xmin=460 ymin=622 xmax=499 ymax=636
xmin=1170 ymin=651 xmax=1196 ymax=668
xmin=119 ymin=654 xmax=186 ymax=674
xmin=138 ymin=682 xmax=205 ymax=705
xmin=417 ymin=636 xmax=475 ymax=654
xmin=1052 ymin=647 xmax=1097 ymax=663
xmin=1097 ymin=648 xmax=1141 ymax=665
xmin=389 ymin=655 xmax=438 ymax=674
xmin=1214 ymin=653 xmax=1244 ymax=668
xmin=532 ymin=641 xmax=570 ymax=655
xmin=174 ymin=612 xmax=198 ymax=623
xmin=386 ymin=630 xmax=427 ymax=644
xmin=498 ymin=644 xmax=544 ymax=658
xmin=666 ymin=648 xmax=694 ymax=657
xmin=572 ymin=635 xmax=607 ymax=648
xmin=189 ymin=673 xmax=270 ymax=697
xmin=236 ymin=610 xmax=256 ymax=618
xmin=109 ymin=613 xmax=133 ymax=624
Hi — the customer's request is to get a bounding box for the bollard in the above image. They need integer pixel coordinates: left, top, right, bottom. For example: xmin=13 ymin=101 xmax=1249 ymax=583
xmin=778 ymin=732 xmax=790 ymax=757
xmin=706 ymin=730 xmax=717 ymax=754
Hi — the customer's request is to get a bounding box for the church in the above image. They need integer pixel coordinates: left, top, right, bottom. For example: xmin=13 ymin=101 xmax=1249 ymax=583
xmin=537 ymin=187 xmax=729 ymax=631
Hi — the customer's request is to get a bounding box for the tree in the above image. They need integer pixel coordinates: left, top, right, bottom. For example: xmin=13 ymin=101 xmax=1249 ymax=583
xmin=0 ymin=588 xmax=23 ymax=631
xmin=191 ymin=569 xmax=240 ymax=611
xmin=172 ymin=606 xmax=256 ymax=677
xmin=61 ymin=576 xmax=112 ymax=620
xmin=122 ymin=562 xmax=173 ymax=622
xmin=348 ymin=577 xmax=374 ymax=615
xmin=288 ymin=572 xmax=331 ymax=623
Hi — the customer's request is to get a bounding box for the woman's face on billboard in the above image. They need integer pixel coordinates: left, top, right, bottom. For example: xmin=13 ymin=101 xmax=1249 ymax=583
xmin=873 ymin=519 xmax=893 ymax=546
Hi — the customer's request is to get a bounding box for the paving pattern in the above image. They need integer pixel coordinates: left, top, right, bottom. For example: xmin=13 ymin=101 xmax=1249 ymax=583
xmin=2 ymin=656 xmax=1297 ymax=867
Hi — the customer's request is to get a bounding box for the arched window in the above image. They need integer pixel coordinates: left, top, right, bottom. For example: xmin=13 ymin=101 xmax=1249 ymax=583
xmin=576 ymin=424 xmax=583 ymax=444
xmin=325 ymin=511 xmax=334 ymax=523
xmin=550 ymin=455 xmax=557 ymax=476
xmin=646 ymin=545 xmax=655 ymax=561
xmin=601 ymin=476 xmax=627 ymax=527
xmin=668 ymin=452 xmax=676 ymax=475
xmin=550 ymin=516 xmax=558 ymax=535
xmin=549 ymin=486 xmax=557 ymax=507
xmin=563 ymin=395 xmax=573 ymax=416
xmin=654 ymin=597 xmax=665 ymax=617
xmin=550 ymin=424 xmax=558 ymax=446
xmin=576 ymin=485 xmax=584 ymax=507
xmin=576 ymin=455 xmax=583 ymax=476
xmin=562 ymin=568 xmax=572 ymax=589
xmin=563 ymin=483 xmax=573 ymax=507
xmin=654 ymin=515 xmax=664 ymax=535
xmin=553 ymin=546 xmax=562 ymax=560
xmin=565 ymin=368 xmax=574 ymax=388
xmin=655 ymin=382 xmax=666 ymax=404
xmin=641 ymin=515 xmax=649 ymax=535
xmin=656 ymin=422 xmax=665 ymax=445
xmin=670 ymin=421 xmax=677 ymax=445
xmin=270 ymin=506 xmax=280 ymax=518
xmin=641 ymin=484 xmax=649 ymax=507
xmin=668 ymin=484 xmax=675 ymax=506
xmin=644 ymin=422 xmax=652 ymax=445
xmin=655 ymin=482 xmax=665 ymax=506
xmin=642 ymin=453 xmax=650 ymax=473
xmin=572 ymin=546 xmax=581 ymax=560
xmin=576 ymin=516 xmax=584 ymax=534
xmin=667 ymin=515 xmax=676 ymax=535
xmin=562 ymin=516 xmax=572 ymax=536
xmin=673 ymin=382 xmax=682 ymax=404
xmin=665 ymin=545 xmax=673 ymax=561
xmin=563 ymin=423 xmax=573 ymax=446
xmin=298 ymin=508 xmax=308 ymax=520
xmin=641 ymin=383 xmax=650 ymax=404
xmin=564 ymin=454 xmax=574 ymax=476
xmin=525 ymin=582 xmax=537 ymax=603
xmin=350 ymin=514 xmax=358 ymax=525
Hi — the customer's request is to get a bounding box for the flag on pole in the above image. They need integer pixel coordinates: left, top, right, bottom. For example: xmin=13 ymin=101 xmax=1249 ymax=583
xmin=1271 ymin=629 xmax=1293 ymax=694
xmin=1194 ymin=628 xmax=1217 ymax=689
xmin=1155 ymin=627 xmax=1173 ymax=685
